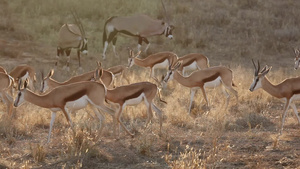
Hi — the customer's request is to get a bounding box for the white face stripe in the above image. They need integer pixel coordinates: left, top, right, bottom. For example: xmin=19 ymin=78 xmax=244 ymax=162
xmin=250 ymin=76 xmax=262 ymax=91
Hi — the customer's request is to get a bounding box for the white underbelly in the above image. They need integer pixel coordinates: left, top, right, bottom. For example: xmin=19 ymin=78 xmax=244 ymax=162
xmin=204 ymin=77 xmax=221 ymax=89
xmin=20 ymin=72 xmax=29 ymax=81
xmin=65 ymin=95 xmax=89 ymax=111
xmin=124 ymin=93 xmax=145 ymax=106
xmin=291 ymin=94 xmax=300 ymax=101
xmin=153 ymin=59 xmax=169 ymax=70
xmin=183 ymin=61 xmax=198 ymax=72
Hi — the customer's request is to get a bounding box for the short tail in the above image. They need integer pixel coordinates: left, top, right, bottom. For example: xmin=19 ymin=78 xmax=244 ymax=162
xmin=103 ymin=16 xmax=115 ymax=47
xmin=157 ymin=87 xmax=167 ymax=104
xmin=232 ymin=81 xmax=237 ymax=87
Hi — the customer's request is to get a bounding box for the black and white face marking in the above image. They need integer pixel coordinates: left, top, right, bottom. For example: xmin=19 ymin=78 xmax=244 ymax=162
xmin=164 ymin=25 xmax=174 ymax=39
xmin=14 ymin=91 xmax=25 ymax=107
xmin=128 ymin=58 xmax=134 ymax=68
xmin=294 ymin=57 xmax=300 ymax=70
xmin=163 ymin=70 xmax=174 ymax=83
xmin=249 ymin=76 xmax=262 ymax=92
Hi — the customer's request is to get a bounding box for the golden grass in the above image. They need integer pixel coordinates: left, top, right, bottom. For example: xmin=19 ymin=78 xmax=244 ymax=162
xmin=1 ymin=0 xmax=300 ymax=168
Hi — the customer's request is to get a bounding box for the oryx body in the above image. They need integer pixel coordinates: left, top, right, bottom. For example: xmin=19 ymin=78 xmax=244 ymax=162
xmin=56 ymin=12 xmax=87 ymax=70
xmin=102 ymin=14 xmax=174 ymax=59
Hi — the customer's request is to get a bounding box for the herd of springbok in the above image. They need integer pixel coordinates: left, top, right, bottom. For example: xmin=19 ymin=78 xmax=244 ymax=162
xmin=2 ymin=5 xmax=300 ymax=144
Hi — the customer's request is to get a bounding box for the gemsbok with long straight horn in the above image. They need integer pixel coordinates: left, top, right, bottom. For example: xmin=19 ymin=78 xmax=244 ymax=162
xmin=14 ymin=70 xmax=116 ymax=143
xmin=175 ymin=53 xmax=210 ymax=76
xmin=127 ymin=49 xmax=178 ymax=84
xmin=56 ymin=10 xmax=88 ymax=70
xmin=163 ymin=62 xmax=238 ymax=114
xmin=249 ymin=60 xmax=300 ymax=137
xmin=102 ymin=0 xmax=174 ymax=60
xmin=94 ymin=69 xmax=166 ymax=137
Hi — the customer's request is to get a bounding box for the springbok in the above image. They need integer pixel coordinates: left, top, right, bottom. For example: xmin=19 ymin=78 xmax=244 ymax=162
xmin=40 ymin=68 xmax=114 ymax=93
xmin=56 ymin=11 xmax=87 ymax=70
xmin=175 ymin=53 xmax=210 ymax=76
xmin=14 ymin=73 xmax=116 ymax=143
xmin=94 ymin=69 xmax=166 ymax=136
xmin=249 ymin=60 xmax=300 ymax=136
xmin=163 ymin=62 xmax=238 ymax=114
xmin=102 ymin=1 xmax=174 ymax=59
xmin=127 ymin=49 xmax=178 ymax=84
xmin=0 ymin=73 xmax=14 ymax=115
xmin=107 ymin=64 xmax=130 ymax=86
xmin=9 ymin=64 xmax=36 ymax=91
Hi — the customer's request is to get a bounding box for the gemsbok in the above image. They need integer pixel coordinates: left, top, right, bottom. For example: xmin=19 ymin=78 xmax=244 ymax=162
xmin=40 ymin=68 xmax=114 ymax=93
xmin=163 ymin=62 xmax=238 ymax=114
xmin=14 ymin=73 xmax=116 ymax=143
xmin=94 ymin=69 xmax=166 ymax=137
xmin=294 ymin=48 xmax=300 ymax=70
xmin=127 ymin=49 xmax=178 ymax=84
xmin=175 ymin=53 xmax=210 ymax=76
xmin=56 ymin=11 xmax=87 ymax=70
xmin=102 ymin=0 xmax=174 ymax=59
xmin=249 ymin=60 xmax=300 ymax=136
xmin=0 ymin=72 xmax=14 ymax=115
xmin=9 ymin=64 xmax=36 ymax=91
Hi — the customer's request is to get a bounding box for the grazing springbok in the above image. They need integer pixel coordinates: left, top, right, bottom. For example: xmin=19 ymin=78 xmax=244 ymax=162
xmin=40 ymin=68 xmax=114 ymax=93
xmin=0 ymin=73 xmax=14 ymax=115
xmin=163 ymin=62 xmax=238 ymax=114
xmin=56 ymin=11 xmax=87 ymax=70
xmin=249 ymin=60 xmax=300 ymax=136
xmin=102 ymin=1 xmax=174 ymax=59
xmin=14 ymin=72 xmax=116 ymax=143
xmin=127 ymin=49 xmax=178 ymax=84
xmin=94 ymin=69 xmax=166 ymax=136
xmin=175 ymin=53 xmax=210 ymax=76
xmin=107 ymin=64 xmax=130 ymax=86
xmin=9 ymin=64 xmax=36 ymax=91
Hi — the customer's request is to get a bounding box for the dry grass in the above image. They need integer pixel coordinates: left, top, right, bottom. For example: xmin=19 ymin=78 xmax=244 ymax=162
xmin=1 ymin=0 xmax=300 ymax=168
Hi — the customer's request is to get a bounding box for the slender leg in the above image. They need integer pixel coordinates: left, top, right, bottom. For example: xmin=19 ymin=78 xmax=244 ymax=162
xmin=116 ymin=104 xmax=134 ymax=137
xmin=280 ymin=99 xmax=291 ymax=135
xmin=144 ymin=100 xmax=153 ymax=128
xmin=200 ymin=86 xmax=209 ymax=106
xmin=223 ymin=85 xmax=238 ymax=105
xmin=188 ymin=89 xmax=196 ymax=114
xmin=221 ymin=85 xmax=230 ymax=110
xmin=65 ymin=49 xmax=71 ymax=71
xmin=90 ymin=106 xmax=105 ymax=134
xmin=290 ymin=103 xmax=300 ymax=124
xmin=47 ymin=112 xmax=56 ymax=143
xmin=112 ymin=37 xmax=119 ymax=58
xmin=152 ymin=103 xmax=163 ymax=134
xmin=102 ymin=41 xmax=108 ymax=60
xmin=77 ymin=50 xmax=81 ymax=68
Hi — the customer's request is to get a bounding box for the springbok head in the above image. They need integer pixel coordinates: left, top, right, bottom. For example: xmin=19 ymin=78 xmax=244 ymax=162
xmin=249 ymin=60 xmax=272 ymax=92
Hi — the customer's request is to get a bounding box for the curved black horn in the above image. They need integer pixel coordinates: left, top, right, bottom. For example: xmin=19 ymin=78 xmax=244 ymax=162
xmin=161 ymin=0 xmax=169 ymax=23
xmin=251 ymin=59 xmax=258 ymax=76
xmin=71 ymin=9 xmax=86 ymax=37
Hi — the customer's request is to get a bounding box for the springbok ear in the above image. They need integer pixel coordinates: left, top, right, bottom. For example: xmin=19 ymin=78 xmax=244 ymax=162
xmin=94 ymin=68 xmax=103 ymax=80
xmin=24 ymin=79 xmax=29 ymax=89
xmin=47 ymin=69 xmax=54 ymax=78
xmin=261 ymin=66 xmax=272 ymax=76
xmin=135 ymin=51 xmax=141 ymax=57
